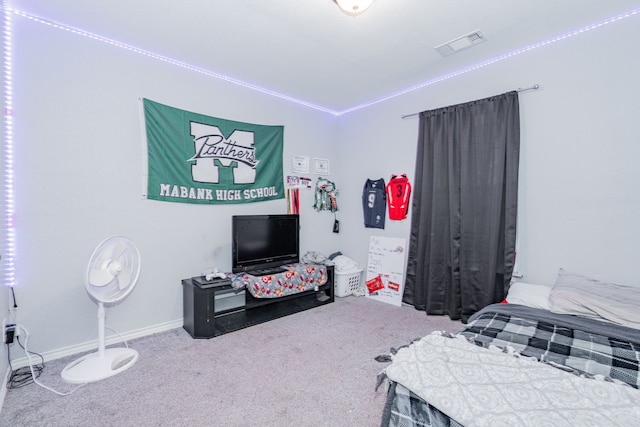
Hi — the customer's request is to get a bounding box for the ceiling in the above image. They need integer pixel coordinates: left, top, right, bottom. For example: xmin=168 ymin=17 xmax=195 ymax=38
xmin=9 ymin=1 xmax=640 ymax=114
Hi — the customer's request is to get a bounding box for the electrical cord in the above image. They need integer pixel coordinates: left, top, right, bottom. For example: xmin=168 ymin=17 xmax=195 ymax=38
xmin=10 ymin=285 xmax=18 ymax=308
xmin=106 ymin=325 xmax=129 ymax=348
xmin=8 ymin=324 xmax=86 ymax=396
xmin=6 ymin=337 xmax=43 ymax=389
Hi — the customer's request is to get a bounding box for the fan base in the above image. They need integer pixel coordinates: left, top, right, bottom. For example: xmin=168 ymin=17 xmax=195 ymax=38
xmin=61 ymin=347 xmax=139 ymax=384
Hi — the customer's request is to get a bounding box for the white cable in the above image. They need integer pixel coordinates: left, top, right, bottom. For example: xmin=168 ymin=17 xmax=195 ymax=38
xmin=105 ymin=325 xmax=129 ymax=348
xmin=14 ymin=324 xmax=87 ymax=396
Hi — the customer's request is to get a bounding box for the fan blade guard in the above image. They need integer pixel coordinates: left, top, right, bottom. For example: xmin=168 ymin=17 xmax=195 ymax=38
xmin=85 ymin=236 xmax=140 ymax=303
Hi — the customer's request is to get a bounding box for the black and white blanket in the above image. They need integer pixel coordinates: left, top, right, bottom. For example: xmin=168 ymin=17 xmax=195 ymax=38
xmin=460 ymin=303 xmax=640 ymax=388
xmin=380 ymin=303 xmax=640 ymax=427
xmin=382 ymin=381 xmax=464 ymax=427
xmin=383 ymin=332 xmax=640 ymax=427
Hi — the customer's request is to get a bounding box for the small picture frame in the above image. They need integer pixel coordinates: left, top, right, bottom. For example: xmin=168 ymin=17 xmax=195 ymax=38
xmin=291 ymin=155 xmax=309 ymax=174
xmin=313 ymin=158 xmax=329 ymax=175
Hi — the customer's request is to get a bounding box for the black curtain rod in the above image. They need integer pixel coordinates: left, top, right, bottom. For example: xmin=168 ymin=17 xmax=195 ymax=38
xmin=401 ymin=84 xmax=540 ymax=119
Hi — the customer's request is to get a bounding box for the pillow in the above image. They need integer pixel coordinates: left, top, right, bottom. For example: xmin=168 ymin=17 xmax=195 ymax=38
xmin=504 ymin=281 xmax=551 ymax=310
xmin=549 ymin=268 xmax=640 ymax=329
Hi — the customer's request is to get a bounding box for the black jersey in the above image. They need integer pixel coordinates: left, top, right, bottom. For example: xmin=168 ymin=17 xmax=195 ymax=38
xmin=362 ymin=178 xmax=386 ymax=229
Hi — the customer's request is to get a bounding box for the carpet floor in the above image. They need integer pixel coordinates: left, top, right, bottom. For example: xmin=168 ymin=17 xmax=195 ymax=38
xmin=0 ymin=296 xmax=462 ymax=427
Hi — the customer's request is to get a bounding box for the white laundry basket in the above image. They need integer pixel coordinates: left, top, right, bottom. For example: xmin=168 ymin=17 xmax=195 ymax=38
xmin=334 ymin=269 xmax=363 ymax=297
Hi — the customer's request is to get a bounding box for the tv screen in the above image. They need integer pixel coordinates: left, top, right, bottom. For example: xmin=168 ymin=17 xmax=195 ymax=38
xmin=232 ymin=214 xmax=300 ymax=273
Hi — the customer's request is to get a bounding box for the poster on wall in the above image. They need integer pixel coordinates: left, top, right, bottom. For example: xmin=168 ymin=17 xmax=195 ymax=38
xmin=141 ymin=98 xmax=284 ymax=205
xmin=365 ymin=236 xmax=407 ymax=306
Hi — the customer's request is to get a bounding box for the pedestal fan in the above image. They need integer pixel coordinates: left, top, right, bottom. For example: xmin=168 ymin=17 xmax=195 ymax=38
xmin=61 ymin=236 xmax=141 ymax=384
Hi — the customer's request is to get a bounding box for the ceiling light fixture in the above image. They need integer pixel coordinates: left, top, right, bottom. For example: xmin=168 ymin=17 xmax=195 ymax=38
xmin=334 ymin=0 xmax=374 ymax=17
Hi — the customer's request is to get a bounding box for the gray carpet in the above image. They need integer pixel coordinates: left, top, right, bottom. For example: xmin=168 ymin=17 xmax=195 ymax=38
xmin=0 ymin=296 xmax=462 ymax=427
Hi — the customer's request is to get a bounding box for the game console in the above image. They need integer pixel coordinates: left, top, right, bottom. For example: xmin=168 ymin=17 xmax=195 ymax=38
xmin=205 ymin=268 xmax=226 ymax=281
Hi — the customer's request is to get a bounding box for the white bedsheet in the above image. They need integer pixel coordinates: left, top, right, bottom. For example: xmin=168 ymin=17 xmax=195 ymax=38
xmin=384 ymin=332 xmax=640 ymax=427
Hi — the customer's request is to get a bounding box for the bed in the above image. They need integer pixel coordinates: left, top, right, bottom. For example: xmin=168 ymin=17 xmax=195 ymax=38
xmin=378 ymin=269 xmax=640 ymax=427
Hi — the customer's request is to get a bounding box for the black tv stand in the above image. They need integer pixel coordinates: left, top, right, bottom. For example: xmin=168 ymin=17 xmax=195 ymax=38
xmin=182 ymin=265 xmax=334 ymax=339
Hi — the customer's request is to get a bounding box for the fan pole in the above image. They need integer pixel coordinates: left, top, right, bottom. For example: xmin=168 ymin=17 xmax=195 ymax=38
xmin=97 ymin=301 xmax=106 ymax=358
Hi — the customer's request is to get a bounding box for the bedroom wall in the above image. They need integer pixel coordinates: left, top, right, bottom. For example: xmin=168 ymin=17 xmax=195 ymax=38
xmin=6 ymin=6 xmax=640 ymax=365
xmin=334 ymin=12 xmax=640 ymax=290
xmin=9 ymin=16 xmax=341 ymax=357
xmin=0 ymin=289 xmax=10 ymax=403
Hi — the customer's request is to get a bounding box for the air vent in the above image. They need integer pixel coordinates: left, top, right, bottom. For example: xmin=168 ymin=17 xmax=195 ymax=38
xmin=435 ymin=30 xmax=487 ymax=57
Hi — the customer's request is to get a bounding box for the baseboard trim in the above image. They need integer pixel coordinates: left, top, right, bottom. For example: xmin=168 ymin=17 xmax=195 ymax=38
xmin=10 ymin=319 xmax=184 ymax=369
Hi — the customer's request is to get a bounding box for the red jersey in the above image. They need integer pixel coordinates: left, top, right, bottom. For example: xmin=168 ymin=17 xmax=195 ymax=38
xmin=386 ymin=174 xmax=412 ymax=220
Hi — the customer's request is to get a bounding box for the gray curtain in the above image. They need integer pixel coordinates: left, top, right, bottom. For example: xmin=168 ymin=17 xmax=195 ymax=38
xmin=404 ymin=91 xmax=520 ymax=323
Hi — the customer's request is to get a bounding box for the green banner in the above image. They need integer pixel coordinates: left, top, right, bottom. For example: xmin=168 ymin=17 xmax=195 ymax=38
xmin=142 ymin=98 xmax=284 ymax=204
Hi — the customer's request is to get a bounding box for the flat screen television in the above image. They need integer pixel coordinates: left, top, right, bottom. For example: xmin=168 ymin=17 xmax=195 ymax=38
xmin=231 ymin=214 xmax=300 ymax=273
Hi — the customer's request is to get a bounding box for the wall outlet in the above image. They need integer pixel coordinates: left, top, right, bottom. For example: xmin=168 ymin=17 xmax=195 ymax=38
xmin=2 ymin=319 xmax=15 ymax=344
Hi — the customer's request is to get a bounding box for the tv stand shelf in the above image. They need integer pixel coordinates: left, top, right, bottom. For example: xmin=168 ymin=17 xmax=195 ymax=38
xmin=182 ymin=265 xmax=334 ymax=339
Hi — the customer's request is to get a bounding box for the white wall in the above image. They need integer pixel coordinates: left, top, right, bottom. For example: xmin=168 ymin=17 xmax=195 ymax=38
xmin=6 ymin=8 xmax=640 ymax=364
xmin=10 ymin=16 xmax=341 ymax=357
xmin=1 ymin=288 xmax=11 ymax=403
xmin=335 ymin=14 xmax=640 ymax=288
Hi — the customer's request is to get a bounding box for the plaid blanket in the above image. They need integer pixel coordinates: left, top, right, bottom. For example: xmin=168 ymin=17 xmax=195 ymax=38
xmin=381 ymin=381 xmax=464 ymax=427
xmin=380 ymin=304 xmax=640 ymax=426
xmin=459 ymin=303 xmax=640 ymax=388
xmin=382 ymin=332 xmax=640 ymax=427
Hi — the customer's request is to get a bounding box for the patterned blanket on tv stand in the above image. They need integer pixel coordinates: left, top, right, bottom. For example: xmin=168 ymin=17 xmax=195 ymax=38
xmin=231 ymin=263 xmax=327 ymax=298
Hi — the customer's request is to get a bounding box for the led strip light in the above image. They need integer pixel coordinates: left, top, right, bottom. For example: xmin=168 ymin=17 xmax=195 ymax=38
xmin=2 ymin=1 xmax=15 ymax=288
xmin=6 ymin=5 xmax=640 ymax=116
xmin=1 ymin=3 xmax=639 ymax=290
xmin=341 ymin=6 xmax=640 ymax=115
xmin=9 ymin=7 xmax=336 ymax=116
